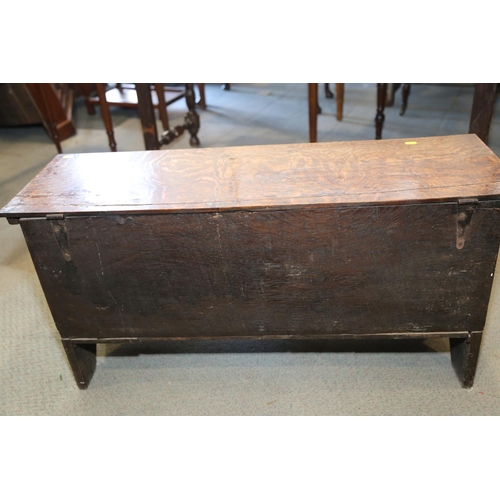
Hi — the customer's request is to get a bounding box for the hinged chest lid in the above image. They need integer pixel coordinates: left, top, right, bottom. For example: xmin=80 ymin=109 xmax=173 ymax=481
xmin=1 ymin=134 xmax=500 ymax=218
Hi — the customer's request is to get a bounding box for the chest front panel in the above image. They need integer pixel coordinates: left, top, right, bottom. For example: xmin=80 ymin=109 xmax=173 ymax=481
xmin=21 ymin=201 xmax=500 ymax=340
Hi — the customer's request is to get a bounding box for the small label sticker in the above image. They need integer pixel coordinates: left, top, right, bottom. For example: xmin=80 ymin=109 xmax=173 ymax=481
xmin=405 ymin=141 xmax=417 ymax=145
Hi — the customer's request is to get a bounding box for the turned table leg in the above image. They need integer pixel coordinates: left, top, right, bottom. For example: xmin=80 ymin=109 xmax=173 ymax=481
xmin=375 ymin=83 xmax=387 ymax=140
xmin=61 ymin=340 xmax=97 ymax=389
xmin=142 ymin=83 xmax=201 ymax=148
xmin=184 ymin=83 xmax=200 ymax=146
xmin=450 ymin=331 xmax=482 ymax=388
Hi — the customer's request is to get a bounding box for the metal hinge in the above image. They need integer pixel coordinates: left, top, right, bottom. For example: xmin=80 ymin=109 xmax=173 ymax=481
xmin=456 ymin=199 xmax=478 ymax=250
xmin=47 ymin=214 xmax=71 ymax=261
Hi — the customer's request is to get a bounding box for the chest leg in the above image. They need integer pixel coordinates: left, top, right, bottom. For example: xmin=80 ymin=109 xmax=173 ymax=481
xmin=450 ymin=331 xmax=482 ymax=388
xmin=61 ymin=340 xmax=96 ymax=389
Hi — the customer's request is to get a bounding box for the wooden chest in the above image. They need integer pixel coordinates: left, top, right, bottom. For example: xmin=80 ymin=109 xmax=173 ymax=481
xmin=2 ymin=134 xmax=500 ymax=389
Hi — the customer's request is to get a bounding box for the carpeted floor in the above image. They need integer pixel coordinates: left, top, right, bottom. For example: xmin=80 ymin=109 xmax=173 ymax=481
xmin=1 ymin=83 xmax=500 ymax=415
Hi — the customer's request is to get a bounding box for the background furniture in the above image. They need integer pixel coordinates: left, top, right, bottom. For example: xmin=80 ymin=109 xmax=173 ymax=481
xmin=214 ymin=83 xmax=345 ymax=144
xmin=0 ymin=83 xmax=44 ymax=127
xmin=82 ymin=83 xmax=202 ymax=151
xmin=383 ymin=83 xmax=411 ymax=115
xmin=308 ymin=83 xmax=345 ymax=142
xmin=135 ymin=83 xmax=200 ymax=150
xmin=375 ymin=83 xmax=498 ymax=143
xmin=0 ymin=83 xmax=76 ymax=153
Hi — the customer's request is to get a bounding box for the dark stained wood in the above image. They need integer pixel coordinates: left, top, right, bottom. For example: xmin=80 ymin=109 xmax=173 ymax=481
xmin=450 ymin=331 xmax=482 ymax=388
xmin=24 ymin=84 xmax=76 ymax=153
xmin=375 ymin=83 xmax=387 ymax=140
xmin=2 ymin=135 xmax=500 ymax=218
xmin=70 ymin=83 xmax=96 ymax=97
xmin=222 ymin=84 xmax=230 ymax=91
xmin=4 ymin=135 xmax=500 ymax=388
xmin=308 ymin=83 xmax=318 ymax=142
xmin=26 ymin=84 xmax=62 ymax=153
xmin=0 ymin=83 xmax=41 ymax=126
xmin=336 ymin=83 xmax=344 ymax=121
xmin=18 ymin=201 xmax=500 ymax=342
xmin=61 ymin=340 xmax=96 ymax=389
xmin=325 ymin=83 xmax=334 ymax=99
xmin=70 ymin=332 xmax=471 ymax=343
xmin=469 ymin=83 xmax=498 ymax=144
xmin=25 ymin=84 xmax=76 ymax=142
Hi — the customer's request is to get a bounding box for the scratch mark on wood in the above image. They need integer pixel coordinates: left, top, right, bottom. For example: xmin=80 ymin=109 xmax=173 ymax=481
xmin=216 ymin=220 xmax=222 ymax=249
xmin=107 ymin=290 xmax=125 ymax=326
xmin=96 ymin=243 xmax=104 ymax=276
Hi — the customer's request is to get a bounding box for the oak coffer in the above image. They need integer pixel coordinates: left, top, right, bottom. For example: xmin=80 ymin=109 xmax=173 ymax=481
xmin=2 ymin=134 xmax=500 ymax=389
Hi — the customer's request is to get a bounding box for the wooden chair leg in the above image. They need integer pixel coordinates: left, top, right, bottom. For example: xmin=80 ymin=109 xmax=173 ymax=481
xmin=336 ymin=83 xmax=344 ymax=121
xmin=308 ymin=83 xmax=318 ymax=143
xmin=375 ymin=83 xmax=387 ymax=140
xmin=325 ymin=83 xmax=334 ymax=99
xmin=61 ymin=340 xmax=96 ymax=389
xmin=400 ymin=83 xmax=411 ymax=116
xmin=96 ymin=83 xmax=117 ymax=152
xmin=450 ymin=331 xmax=482 ymax=388
xmin=469 ymin=83 xmax=498 ymax=144
xmin=154 ymin=83 xmax=170 ymax=131
xmin=184 ymin=83 xmax=200 ymax=146
xmin=197 ymin=83 xmax=207 ymax=109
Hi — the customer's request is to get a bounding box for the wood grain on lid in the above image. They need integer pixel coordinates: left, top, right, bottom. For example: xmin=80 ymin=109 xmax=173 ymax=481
xmin=2 ymin=134 xmax=500 ymax=217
